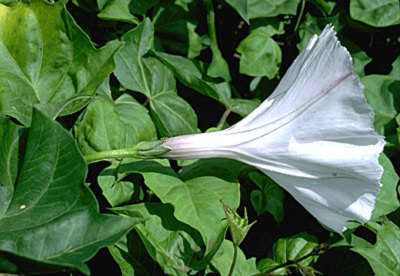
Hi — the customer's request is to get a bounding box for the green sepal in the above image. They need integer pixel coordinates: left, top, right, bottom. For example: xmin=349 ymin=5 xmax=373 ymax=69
xmin=135 ymin=140 xmax=171 ymax=158
xmin=84 ymin=140 xmax=171 ymax=163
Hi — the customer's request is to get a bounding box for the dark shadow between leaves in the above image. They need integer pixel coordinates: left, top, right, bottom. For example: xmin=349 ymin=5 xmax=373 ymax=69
xmin=179 ymin=158 xmax=245 ymax=182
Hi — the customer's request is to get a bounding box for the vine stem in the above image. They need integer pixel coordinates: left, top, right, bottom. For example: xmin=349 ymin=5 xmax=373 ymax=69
xmin=228 ymin=244 xmax=238 ymax=276
xmin=217 ymin=108 xmax=231 ymax=128
xmin=204 ymin=0 xmax=218 ymax=50
xmin=294 ymin=0 xmax=306 ymax=32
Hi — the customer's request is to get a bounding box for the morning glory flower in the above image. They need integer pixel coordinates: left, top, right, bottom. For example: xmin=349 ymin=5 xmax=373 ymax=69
xmin=161 ymin=26 xmax=385 ymax=233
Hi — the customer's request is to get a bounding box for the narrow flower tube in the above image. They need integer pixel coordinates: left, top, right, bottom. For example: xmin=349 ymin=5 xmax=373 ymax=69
xmin=162 ymin=25 xmax=385 ymax=233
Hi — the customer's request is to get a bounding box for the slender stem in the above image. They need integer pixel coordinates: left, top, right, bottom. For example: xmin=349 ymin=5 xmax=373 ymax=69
xmin=228 ymin=244 xmax=238 ymax=276
xmin=204 ymin=0 xmax=218 ymax=50
xmin=294 ymin=0 xmax=306 ymax=32
xmin=217 ymin=108 xmax=231 ymax=128
xmin=203 ymin=0 xmax=231 ymax=80
xmin=153 ymin=6 xmax=165 ymax=23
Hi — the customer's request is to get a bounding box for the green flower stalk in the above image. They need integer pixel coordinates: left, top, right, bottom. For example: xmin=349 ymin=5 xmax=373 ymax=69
xmin=84 ymin=140 xmax=170 ymax=163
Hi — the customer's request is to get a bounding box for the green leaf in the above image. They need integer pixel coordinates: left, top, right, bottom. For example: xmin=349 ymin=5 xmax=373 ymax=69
xmin=96 ymin=78 xmax=113 ymax=99
xmin=350 ymin=0 xmax=400 ymax=27
xmin=98 ymin=0 xmax=139 ymax=24
xmin=74 ymin=94 xmax=157 ymax=155
xmin=389 ymin=56 xmax=400 ymax=80
xmin=102 ymin=160 xmax=240 ymax=250
xmin=248 ymin=172 xmax=285 ymax=223
xmin=205 ymin=0 xmax=231 ymax=82
xmin=257 ymin=258 xmax=286 ymax=275
xmin=0 ymin=118 xmax=19 ymax=216
xmin=186 ymin=22 xmax=203 ymax=59
xmin=214 ymin=82 xmax=234 ymax=108
xmin=258 ymin=233 xmax=318 ymax=274
xmin=362 ymin=75 xmax=398 ymax=134
xmin=352 ymin=221 xmax=400 ymax=275
xmin=108 ymin=245 xmax=137 ymax=276
xmin=113 ymin=202 xmax=203 ymax=275
xmin=211 ymin=240 xmax=259 ymax=276
xmin=0 ymin=0 xmax=122 ymax=125
xmin=149 ymin=91 xmax=198 ymax=137
xmin=272 ymin=233 xmax=318 ymax=265
xmin=154 ymin=51 xmax=231 ymax=106
xmin=129 ymin=0 xmax=160 ymax=15
xmin=247 ymin=0 xmax=299 ymax=19
xmin=108 ymin=232 xmax=160 ymax=276
xmin=114 ymin=19 xmax=156 ymax=96
xmin=225 ymin=0 xmax=249 ymax=23
xmin=154 ymin=4 xmax=202 ymax=58
xmin=230 ymin=98 xmax=260 ymax=117
xmin=208 ymin=46 xmax=231 ymax=81
xmin=98 ymin=173 xmax=135 ymax=207
xmin=74 ymin=93 xmax=157 ymax=206
xmin=371 ymin=154 xmax=400 ymax=219
xmin=0 ymin=110 xmax=137 ymax=274
xmin=237 ymin=26 xmax=282 ymax=79
xmin=144 ymin=173 xmax=239 ymax=248
xmin=0 ymin=0 xmax=17 ymax=6
xmin=114 ymin=19 xmax=198 ymax=137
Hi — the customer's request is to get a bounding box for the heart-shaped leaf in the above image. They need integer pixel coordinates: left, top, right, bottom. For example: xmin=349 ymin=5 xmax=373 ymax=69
xmin=0 ymin=0 xmax=121 ymax=125
xmin=114 ymin=19 xmax=198 ymax=137
xmin=0 ymin=110 xmax=137 ymax=274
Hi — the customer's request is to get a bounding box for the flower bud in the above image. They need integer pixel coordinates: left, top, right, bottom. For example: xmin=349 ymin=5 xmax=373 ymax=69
xmin=221 ymin=200 xmax=256 ymax=246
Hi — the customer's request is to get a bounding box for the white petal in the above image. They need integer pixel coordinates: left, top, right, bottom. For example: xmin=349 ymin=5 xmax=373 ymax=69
xmin=162 ymin=130 xmax=234 ymax=159
xmin=162 ymin=25 xmax=384 ymax=232
xmin=231 ymin=26 xmax=364 ymax=133
xmin=228 ymin=25 xmax=384 ymax=232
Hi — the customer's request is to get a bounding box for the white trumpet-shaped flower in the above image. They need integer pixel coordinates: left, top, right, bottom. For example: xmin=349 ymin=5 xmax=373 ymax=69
xmin=161 ymin=26 xmax=385 ymax=233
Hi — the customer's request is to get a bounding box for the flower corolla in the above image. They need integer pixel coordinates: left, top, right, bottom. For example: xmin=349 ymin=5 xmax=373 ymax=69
xmin=161 ymin=25 xmax=385 ymax=233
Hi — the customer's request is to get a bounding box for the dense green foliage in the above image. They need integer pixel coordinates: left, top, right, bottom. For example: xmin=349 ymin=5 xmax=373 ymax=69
xmin=0 ymin=0 xmax=399 ymax=275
